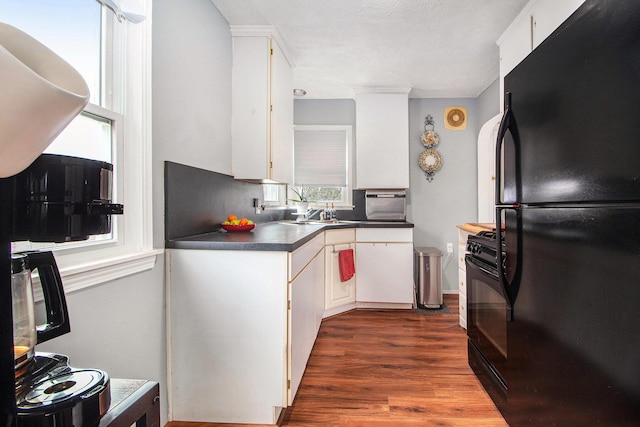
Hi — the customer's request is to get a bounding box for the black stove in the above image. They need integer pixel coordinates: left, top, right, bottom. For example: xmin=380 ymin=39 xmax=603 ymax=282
xmin=466 ymin=230 xmax=503 ymax=268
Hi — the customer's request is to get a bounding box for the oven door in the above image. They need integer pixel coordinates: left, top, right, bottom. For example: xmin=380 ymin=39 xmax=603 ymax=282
xmin=466 ymin=254 xmax=509 ymax=404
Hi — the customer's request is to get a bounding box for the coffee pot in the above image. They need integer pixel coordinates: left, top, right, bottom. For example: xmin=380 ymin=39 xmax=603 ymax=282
xmin=11 ymin=251 xmax=69 ymax=377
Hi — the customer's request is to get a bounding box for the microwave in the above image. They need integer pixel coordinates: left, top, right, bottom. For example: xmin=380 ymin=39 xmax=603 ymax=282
xmin=364 ymin=190 xmax=406 ymax=221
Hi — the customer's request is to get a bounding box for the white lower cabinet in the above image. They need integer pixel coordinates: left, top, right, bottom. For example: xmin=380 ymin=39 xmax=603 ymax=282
xmin=458 ymin=241 xmax=468 ymax=329
xmin=324 ymin=229 xmax=356 ymax=317
xmin=355 ymin=228 xmax=414 ymax=307
xmin=166 ymin=233 xmax=324 ymax=425
xmin=289 ymin=243 xmax=324 ymax=403
xmin=167 ymin=226 xmax=416 ymax=424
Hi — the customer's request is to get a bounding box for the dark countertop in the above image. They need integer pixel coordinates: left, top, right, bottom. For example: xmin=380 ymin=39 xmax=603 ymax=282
xmin=166 ymin=221 xmax=414 ymax=252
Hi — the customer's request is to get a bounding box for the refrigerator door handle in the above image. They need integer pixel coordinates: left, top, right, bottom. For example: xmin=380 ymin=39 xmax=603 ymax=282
xmin=496 ymin=206 xmax=522 ymax=322
xmin=495 ymin=207 xmax=510 ymax=321
xmin=495 ymin=93 xmax=510 ymax=206
xmin=495 ymin=92 xmax=521 ymax=205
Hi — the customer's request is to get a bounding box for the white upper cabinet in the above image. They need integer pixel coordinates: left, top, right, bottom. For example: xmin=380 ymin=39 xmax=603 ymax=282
xmin=355 ymin=88 xmax=410 ymax=189
xmin=231 ymin=27 xmax=293 ymax=183
xmin=498 ymin=0 xmax=585 ymax=107
xmin=531 ymin=0 xmax=586 ymax=49
xmin=498 ymin=13 xmax=532 ymax=84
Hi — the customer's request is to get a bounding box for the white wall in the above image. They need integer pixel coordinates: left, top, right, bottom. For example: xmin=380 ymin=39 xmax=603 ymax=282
xmin=408 ymin=98 xmax=478 ymax=293
xmin=27 ymin=0 xmax=495 ymax=423
xmin=35 ymin=256 xmax=166 ymax=418
xmin=295 ymin=98 xmax=479 ymax=293
xmin=36 ymin=2 xmax=233 ymax=426
xmin=152 ymin=0 xmax=233 ymax=247
xmin=477 ymin=78 xmax=501 ymax=127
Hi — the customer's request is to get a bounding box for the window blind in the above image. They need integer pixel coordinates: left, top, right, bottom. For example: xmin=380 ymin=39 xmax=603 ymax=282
xmin=294 ymin=129 xmax=347 ymax=186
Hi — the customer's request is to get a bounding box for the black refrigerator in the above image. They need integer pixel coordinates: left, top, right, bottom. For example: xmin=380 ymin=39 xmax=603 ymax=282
xmin=495 ymin=0 xmax=640 ymax=424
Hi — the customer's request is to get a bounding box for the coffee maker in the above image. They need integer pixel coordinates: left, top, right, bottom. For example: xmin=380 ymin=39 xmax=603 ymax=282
xmin=1 ymin=154 xmax=123 ymax=426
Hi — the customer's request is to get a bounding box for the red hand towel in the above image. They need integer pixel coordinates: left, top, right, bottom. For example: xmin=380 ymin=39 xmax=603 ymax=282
xmin=338 ymin=248 xmax=355 ymax=282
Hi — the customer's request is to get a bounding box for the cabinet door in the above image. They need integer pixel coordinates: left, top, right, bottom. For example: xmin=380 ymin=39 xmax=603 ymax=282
xmin=355 ymin=242 xmax=413 ymax=303
xmin=355 ymin=92 xmax=409 ymax=189
xmin=325 ymin=244 xmax=356 ymax=310
xmin=458 ymin=243 xmax=468 ymax=329
xmin=168 ymin=249 xmax=288 ymax=423
xmin=499 ymin=0 xmax=585 ymax=106
xmin=499 ymin=15 xmax=532 ymax=102
xmin=232 ymin=36 xmax=270 ymax=179
xmin=270 ymin=39 xmax=294 ymax=184
xmin=289 ymin=249 xmax=324 ymax=404
xmin=532 ymin=0 xmax=585 ymax=49
xmin=231 ymin=35 xmax=293 ymax=183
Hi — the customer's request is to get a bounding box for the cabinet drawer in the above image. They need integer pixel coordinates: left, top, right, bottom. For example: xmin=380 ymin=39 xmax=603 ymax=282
xmin=459 ymin=294 xmax=467 ymax=315
xmin=458 ymin=230 xmax=471 ymax=245
xmin=458 ymin=244 xmax=467 ymax=270
xmin=325 ymin=229 xmax=355 ymax=245
xmin=289 ymin=233 xmax=324 ymax=281
xmin=356 ymin=228 xmax=413 ymax=243
xmin=459 ymin=314 xmax=467 ymax=329
xmin=458 ymin=271 xmax=467 ymax=297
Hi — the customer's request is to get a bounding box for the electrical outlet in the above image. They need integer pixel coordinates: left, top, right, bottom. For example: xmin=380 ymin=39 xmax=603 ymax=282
xmin=446 ymin=243 xmax=453 ymax=253
xmin=253 ymin=198 xmax=262 ymax=214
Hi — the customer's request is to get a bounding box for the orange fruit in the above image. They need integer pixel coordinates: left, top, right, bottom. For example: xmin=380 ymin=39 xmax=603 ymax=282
xmin=239 ymin=218 xmax=249 ymax=225
xmin=227 ymin=214 xmax=237 ymax=221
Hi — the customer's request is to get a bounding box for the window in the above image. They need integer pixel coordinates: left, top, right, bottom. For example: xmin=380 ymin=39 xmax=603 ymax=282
xmin=3 ymin=0 xmax=157 ymax=292
xmin=262 ymin=183 xmax=286 ymax=207
xmin=292 ymin=125 xmax=352 ymax=207
xmin=0 ymin=0 xmax=103 ymax=104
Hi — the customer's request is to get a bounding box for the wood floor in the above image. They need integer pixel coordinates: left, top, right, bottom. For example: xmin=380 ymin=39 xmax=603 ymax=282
xmin=168 ymin=294 xmax=507 ymax=427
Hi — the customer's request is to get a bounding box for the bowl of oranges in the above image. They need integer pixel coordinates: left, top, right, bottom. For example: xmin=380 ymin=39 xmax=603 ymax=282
xmin=221 ymin=214 xmax=255 ymax=232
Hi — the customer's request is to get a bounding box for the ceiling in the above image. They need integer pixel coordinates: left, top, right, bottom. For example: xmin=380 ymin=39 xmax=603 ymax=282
xmin=210 ymin=0 xmax=529 ymax=99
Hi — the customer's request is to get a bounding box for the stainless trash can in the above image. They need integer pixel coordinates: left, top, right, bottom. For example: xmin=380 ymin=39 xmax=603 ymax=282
xmin=414 ymin=247 xmax=443 ymax=309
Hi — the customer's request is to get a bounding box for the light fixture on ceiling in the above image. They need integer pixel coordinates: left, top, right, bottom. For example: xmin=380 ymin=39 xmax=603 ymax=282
xmin=293 ymin=89 xmax=307 ymax=97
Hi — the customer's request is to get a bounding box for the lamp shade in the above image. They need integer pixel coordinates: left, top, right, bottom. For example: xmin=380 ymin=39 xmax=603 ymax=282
xmin=0 ymin=22 xmax=90 ymax=178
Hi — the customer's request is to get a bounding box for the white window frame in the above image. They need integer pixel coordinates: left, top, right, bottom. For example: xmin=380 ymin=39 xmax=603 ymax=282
xmin=21 ymin=0 xmax=160 ymax=296
xmin=261 ymin=183 xmax=287 ymax=208
xmin=292 ymin=125 xmax=353 ymax=208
